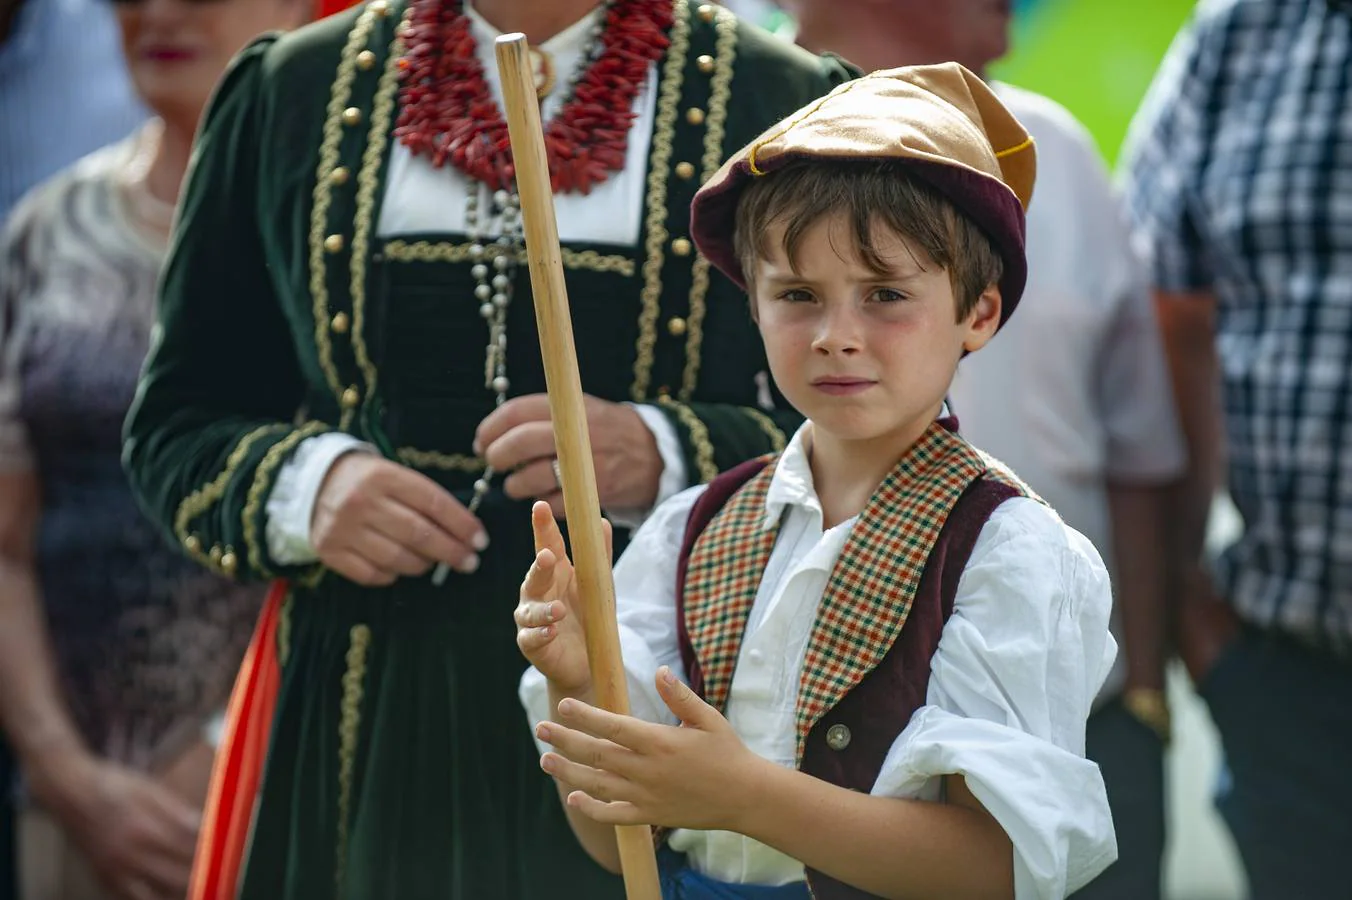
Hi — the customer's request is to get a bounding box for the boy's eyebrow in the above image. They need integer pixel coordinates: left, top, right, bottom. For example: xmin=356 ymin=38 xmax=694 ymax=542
xmin=757 ymin=266 xmax=928 ymax=284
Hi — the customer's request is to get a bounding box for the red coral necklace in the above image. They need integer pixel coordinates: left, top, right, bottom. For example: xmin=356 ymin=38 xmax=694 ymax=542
xmin=394 ymin=0 xmax=674 ymax=195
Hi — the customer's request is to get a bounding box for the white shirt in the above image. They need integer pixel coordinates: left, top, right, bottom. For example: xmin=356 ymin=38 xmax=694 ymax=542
xmin=520 ymin=423 xmax=1119 ymax=899
xmin=264 ymin=3 xmax=680 ymax=563
xmin=948 ymin=83 xmax=1186 ymax=700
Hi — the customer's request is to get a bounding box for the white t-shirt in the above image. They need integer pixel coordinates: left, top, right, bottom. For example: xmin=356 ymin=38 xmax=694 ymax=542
xmin=948 ymin=83 xmax=1186 ymax=700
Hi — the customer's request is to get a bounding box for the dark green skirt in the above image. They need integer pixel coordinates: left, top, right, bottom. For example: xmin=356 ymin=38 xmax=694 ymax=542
xmin=238 ymin=499 xmax=626 ymax=899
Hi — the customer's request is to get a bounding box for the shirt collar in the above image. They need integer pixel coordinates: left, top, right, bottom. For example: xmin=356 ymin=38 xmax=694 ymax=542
xmin=762 ymin=404 xmax=953 ymax=531
xmin=463 ymin=2 xmax=605 ymax=55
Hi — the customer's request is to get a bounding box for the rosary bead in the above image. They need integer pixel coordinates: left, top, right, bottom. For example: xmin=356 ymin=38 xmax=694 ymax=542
xmin=492 ymin=375 xmax=511 ymax=393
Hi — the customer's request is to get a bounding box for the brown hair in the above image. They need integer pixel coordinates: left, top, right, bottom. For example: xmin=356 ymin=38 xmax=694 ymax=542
xmin=732 ymin=159 xmax=1003 ymax=319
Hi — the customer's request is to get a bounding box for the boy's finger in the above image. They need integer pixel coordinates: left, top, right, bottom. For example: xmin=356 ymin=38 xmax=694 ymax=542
xmin=514 ymin=599 xmax=562 ymax=629
xmin=520 ymin=549 xmax=557 ymax=598
xmin=516 ymin=624 xmax=557 ymax=654
xmin=530 ymin=500 xmax=569 ymax=559
xmin=536 ymin=721 xmax=637 ymax=779
xmin=541 ymin=752 xmax=630 ymax=804
xmin=556 ymin=698 xmax=651 ymax=751
xmin=602 ymin=517 xmax=613 ymax=559
xmin=655 ymin=666 xmax=717 ymax=728
xmin=565 ymin=791 xmax=644 ymax=826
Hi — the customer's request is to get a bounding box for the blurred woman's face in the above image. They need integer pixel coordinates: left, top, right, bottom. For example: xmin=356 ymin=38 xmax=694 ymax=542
xmin=114 ymin=0 xmax=307 ymax=124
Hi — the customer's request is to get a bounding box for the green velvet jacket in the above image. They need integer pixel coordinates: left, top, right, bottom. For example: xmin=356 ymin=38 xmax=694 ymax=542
xmin=123 ymin=0 xmax=854 ymax=586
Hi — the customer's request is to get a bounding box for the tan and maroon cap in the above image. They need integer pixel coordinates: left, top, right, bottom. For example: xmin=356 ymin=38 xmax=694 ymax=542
xmin=690 ymin=63 xmax=1036 ymax=325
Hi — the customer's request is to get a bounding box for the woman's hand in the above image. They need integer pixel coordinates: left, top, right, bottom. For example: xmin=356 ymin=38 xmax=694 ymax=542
xmin=476 ymin=394 xmax=664 ymax=517
xmin=311 ymin=454 xmax=489 ymax=585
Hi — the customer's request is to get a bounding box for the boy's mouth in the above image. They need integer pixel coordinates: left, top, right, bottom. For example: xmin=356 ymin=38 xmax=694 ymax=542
xmin=810 ymin=376 xmax=876 ymax=396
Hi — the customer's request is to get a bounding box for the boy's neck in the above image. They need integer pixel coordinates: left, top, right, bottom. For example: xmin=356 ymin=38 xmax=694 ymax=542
xmin=807 ymin=410 xmax=943 ymax=529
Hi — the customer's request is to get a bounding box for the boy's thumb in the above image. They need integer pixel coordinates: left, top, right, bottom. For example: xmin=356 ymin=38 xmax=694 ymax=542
xmin=655 ymin=666 xmax=712 ymax=727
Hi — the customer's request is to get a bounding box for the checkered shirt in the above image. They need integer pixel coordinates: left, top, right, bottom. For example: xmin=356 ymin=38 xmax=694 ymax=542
xmin=1122 ymin=0 xmax=1352 ymax=654
xmin=682 ymin=421 xmax=1030 ymax=764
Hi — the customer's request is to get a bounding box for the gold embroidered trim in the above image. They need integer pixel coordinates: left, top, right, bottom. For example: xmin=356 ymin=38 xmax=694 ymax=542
xmin=659 ymin=397 xmax=717 ymax=482
xmin=242 ymin=422 xmax=330 ymax=576
xmin=173 ymin=424 xmax=288 ymax=566
xmin=632 ymin=0 xmax=689 ymax=402
xmin=335 ymin=623 xmax=371 ymax=890
xmin=383 ymin=240 xmax=636 ymax=277
xmin=740 ymin=407 xmax=786 ymax=453
xmin=348 ymin=16 xmax=406 ymax=426
xmin=277 ymin=592 xmax=293 ymax=668
xmin=310 ymin=10 xmax=377 ymax=422
xmin=396 ymin=447 xmax=485 ymax=472
xmin=679 ymin=7 xmax=737 ymax=402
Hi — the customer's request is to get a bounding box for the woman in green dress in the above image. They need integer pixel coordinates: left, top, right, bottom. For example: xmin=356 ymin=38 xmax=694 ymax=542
xmin=122 ymin=0 xmax=852 ymax=896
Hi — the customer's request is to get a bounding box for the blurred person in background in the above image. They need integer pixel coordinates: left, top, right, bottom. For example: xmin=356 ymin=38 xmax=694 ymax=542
xmin=0 ymin=3 xmax=148 ymax=889
xmin=790 ymin=2 xmax=1185 ymax=898
xmin=1122 ymin=0 xmax=1352 ymax=896
xmin=0 ymin=0 xmax=307 ymax=896
xmin=0 ymin=0 xmax=148 ymax=222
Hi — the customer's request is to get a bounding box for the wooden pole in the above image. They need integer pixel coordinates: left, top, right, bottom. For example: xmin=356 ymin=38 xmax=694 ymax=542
xmin=495 ymin=33 xmax=663 ymax=900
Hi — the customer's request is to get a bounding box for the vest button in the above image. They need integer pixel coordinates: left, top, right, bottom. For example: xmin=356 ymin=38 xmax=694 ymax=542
xmin=825 ymin=724 xmax=852 ymax=751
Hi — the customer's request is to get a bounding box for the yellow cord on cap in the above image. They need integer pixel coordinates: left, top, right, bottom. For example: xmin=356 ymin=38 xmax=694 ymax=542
xmin=995 ymin=135 xmax=1034 ymax=159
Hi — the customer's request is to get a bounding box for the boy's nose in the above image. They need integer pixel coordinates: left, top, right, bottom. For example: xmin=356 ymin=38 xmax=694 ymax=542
xmin=812 ymin=306 xmax=865 ymax=354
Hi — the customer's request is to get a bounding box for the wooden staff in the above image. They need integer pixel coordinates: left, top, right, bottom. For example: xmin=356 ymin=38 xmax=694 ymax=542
xmin=495 ymin=33 xmax=663 ymax=900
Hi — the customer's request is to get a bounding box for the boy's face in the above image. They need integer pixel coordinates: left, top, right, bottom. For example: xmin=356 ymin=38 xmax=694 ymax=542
xmin=751 ymin=212 xmax=1001 ymax=449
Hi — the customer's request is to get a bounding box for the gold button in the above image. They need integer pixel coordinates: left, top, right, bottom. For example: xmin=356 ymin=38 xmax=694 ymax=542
xmin=675 ymin=161 xmax=695 ymax=180
xmin=330 ymin=311 xmax=350 ymax=334
xmin=671 ymin=237 xmax=692 ymax=257
xmin=685 ymin=107 xmax=705 ymax=126
xmin=657 ymin=386 xmax=671 ymax=400
xmin=697 ymin=54 xmax=715 ymax=74
xmin=330 ymin=166 xmax=350 ymax=186
xmin=184 ymin=535 xmax=202 ymax=554
xmin=342 ymin=107 xmax=362 ymax=127
xmin=368 ymin=0 xmax=389 ymax=15
xmin=698 ymin=3 xmax=716 ymax=22
xmin=341 ymin=386 xmax=361 ymax=409
xmin=667 ymin=317 xmax=688 ymax=337
xmin=826 ymin=724 xmax=852 ymax=751
xmin=220 ymin=551 xmax=238 ymax=576
xmin=324 ymin=234 xmax=345 ymax=254
xmin=356 ymin=50 xmax=377 ymax=71
xmin=209 ymin=544 xmax=224 ymax=565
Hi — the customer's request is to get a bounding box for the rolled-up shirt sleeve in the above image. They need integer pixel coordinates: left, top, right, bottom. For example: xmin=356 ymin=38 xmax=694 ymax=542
xmin=871 ymin=498 xmax=1119 ymax=899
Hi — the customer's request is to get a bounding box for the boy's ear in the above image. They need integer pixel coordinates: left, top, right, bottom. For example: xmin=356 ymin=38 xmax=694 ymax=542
xmin=961 ymin=283 xmax=1002 ymax=353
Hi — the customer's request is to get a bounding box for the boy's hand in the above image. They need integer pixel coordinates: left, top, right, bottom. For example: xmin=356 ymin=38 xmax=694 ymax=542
xmin=515 ymin=501 xmax=610 ymax=694
xmin=535 ymin=666 xmax=767 ymax=832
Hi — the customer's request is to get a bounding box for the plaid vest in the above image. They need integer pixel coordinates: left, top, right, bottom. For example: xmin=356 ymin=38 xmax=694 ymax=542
xmin=672 ymin=419 xmax=1034 ymax=899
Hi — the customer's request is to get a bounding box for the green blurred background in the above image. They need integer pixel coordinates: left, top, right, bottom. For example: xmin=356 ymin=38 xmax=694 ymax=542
xmin=991 ymin=0 xmax=1197 ymax=164
xmin=755 ymin=0 xmax=1200 ymax=166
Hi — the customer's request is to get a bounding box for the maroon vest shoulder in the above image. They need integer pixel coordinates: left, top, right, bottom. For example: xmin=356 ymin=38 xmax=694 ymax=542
xmin=674 ymin=471 xmax=1021 ymax=900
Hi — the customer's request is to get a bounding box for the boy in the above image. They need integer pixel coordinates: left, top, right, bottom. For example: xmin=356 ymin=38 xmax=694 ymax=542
xmin=517 ymin=65 xmax=1117 ymax=899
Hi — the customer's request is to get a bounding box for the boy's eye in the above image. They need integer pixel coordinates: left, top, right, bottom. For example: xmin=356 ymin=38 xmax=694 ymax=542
xmin=776 ymin=289 xmax=815 ymax=303
xmin=869 ymin=288 xmax=908 ymax=303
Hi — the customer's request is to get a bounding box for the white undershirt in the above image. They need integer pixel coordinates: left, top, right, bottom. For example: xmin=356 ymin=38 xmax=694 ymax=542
xmin=521 ymin=422 xmax=1120 ymax=898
